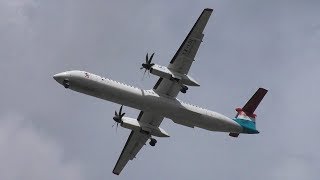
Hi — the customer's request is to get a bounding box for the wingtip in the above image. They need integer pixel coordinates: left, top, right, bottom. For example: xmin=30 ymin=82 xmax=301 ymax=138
xmin=204 ymin=8 xmax=213 ymax=12
xmin=258 ymin=87 xmax=268 ymax=93
xmin=112 ymin=171 xmax=120 ymax=176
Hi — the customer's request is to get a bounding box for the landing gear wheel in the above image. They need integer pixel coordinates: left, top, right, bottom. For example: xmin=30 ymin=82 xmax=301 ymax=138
xmin=180 ymin=85 xmax=188 ymax=94
xmin=63 ymin=79 xmax=70 ymax=88
xmin=149 ymin=138 xmax=157 ymax=146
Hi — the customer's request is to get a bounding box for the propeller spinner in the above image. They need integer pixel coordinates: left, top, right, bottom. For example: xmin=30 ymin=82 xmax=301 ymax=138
xmin=112 ymin=105 xmax=125 ymax=131
xmin=140 ymin=53 xmax=155 ymax=78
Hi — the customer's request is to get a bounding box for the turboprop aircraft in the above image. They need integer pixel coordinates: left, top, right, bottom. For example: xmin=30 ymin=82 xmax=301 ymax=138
xmin=53 ymin=8 xmax=268 ymax=175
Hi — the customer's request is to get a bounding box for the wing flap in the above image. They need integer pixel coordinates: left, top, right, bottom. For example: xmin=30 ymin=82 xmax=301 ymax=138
xmin=154 ymin=78 xmax=181 ymax=97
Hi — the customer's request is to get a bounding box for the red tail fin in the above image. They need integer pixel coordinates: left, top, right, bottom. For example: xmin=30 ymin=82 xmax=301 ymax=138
xmin=229 ymin=88 xmax=268 ymax=138
xmin=242 ymin=88 xmax=268 ymax=115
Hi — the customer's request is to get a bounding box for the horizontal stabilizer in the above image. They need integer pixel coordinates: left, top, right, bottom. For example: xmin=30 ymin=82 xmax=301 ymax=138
xmin=242 ymin=88 xmax=268 ymax=115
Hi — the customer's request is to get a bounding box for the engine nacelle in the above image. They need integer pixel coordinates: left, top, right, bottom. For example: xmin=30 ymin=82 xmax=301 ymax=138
xmin=120 ymin=117 xmax=170 ymax=137
xmin=150 ymin=64 xmax=200 ymax=86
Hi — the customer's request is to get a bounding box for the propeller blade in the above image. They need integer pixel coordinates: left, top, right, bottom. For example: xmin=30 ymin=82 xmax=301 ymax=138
xmin=116 ymin=123 xmax=119 ymax=133
xmin=119 ymin=105 xmax=123 ymax=114
xmin=148 ymin=53 xmax=154 ymax=64
xmin=146 ymin=53 xmax=149 ymax=63
xmin=142 ymin=69 xmax=147 ymax=80
xmin=148 ymin=70 xmax=151 ymax=78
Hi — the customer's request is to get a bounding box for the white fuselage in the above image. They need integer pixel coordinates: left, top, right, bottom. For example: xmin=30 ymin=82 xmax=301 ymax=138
xmin=54 ymin=70 xmax=243 ymax=133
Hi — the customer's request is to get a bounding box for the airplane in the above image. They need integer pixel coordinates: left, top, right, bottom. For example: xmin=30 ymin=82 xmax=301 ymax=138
xmin=53 ymin=8 xmax=268 ymax=175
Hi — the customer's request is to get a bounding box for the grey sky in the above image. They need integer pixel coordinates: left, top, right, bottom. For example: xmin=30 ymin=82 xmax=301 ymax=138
xmin=0 ymin=0 xmax=319 ymax=179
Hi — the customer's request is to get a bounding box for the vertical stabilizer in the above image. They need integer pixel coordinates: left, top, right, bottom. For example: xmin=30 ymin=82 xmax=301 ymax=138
xmin=230 ymin=88 xmax=268 ymax=137
xmin=242 ymin=88 xmax=268 ymax=116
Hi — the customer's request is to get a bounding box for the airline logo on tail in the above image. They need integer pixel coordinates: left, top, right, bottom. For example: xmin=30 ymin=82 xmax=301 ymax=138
xmin=235 ymin=107 xmax=256 ymax=121
xmin=230 ymin=88 xmax=268 ymax=137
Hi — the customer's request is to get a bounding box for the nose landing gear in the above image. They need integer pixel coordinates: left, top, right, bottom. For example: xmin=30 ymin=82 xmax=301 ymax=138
xmin=63 ymin=79 xmax=70 ymax=88
xmin=149 ymin=138 xmax=157 ymax=147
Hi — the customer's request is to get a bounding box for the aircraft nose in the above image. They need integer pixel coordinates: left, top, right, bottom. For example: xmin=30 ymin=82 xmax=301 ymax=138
xmin=53 ymin=72 xmax=71 ymax=88
xmin=53 ymin=72 xmax=67 ymax=83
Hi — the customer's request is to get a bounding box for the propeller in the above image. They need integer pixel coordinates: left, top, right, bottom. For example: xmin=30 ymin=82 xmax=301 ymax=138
xmin=112 ymin=105 xmax=125 ymax=132
xmin=140 ymin=53 xmax=155 ymax=79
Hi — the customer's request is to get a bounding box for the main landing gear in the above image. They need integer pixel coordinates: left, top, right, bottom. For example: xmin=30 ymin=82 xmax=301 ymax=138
xmin=171 ymin=77 xmax=189 ymax=94
xmin=149 ymin=138 xmax=157 ymax=147
xmin=180 ymin=85 xmax=188 ymax=94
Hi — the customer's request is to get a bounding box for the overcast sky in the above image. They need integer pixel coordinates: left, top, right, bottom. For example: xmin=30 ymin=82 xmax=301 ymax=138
xmin=1 ymin=0 xmax=320 ymax=179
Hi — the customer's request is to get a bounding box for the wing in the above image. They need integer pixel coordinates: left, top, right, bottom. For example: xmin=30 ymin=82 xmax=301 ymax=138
xmin=154 ymin=8 xmax=213 ymax=97
xmin=169 ymin=8 xmax=213 ymax=74
xmin=112 ymin=131 xmax=149 ymax=175
xmin=112 ymin=111 xmax=164 ymax=175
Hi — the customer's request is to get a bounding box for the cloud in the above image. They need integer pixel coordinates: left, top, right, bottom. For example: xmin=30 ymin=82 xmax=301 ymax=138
xmin=0 ymin=113 xmax=85 ymax=180
xmin=0 ymin=0 xmax=36 ymax=26
xmin=271 ymin=155 xmax=317 ymax=180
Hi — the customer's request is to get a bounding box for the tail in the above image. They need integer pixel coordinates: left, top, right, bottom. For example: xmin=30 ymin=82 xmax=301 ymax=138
xmin=229 ymin=88 xmax=268 ymax=137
